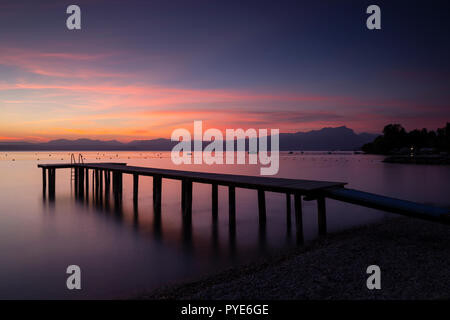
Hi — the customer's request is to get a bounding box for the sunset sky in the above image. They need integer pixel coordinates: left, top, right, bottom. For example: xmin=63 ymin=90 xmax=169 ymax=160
xmin=0 ymin=0 xmax=449 ymax=142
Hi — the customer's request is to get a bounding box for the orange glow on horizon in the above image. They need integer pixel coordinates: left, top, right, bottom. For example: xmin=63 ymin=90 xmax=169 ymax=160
xmin=1 ymin=47 xmax=447 ymax=142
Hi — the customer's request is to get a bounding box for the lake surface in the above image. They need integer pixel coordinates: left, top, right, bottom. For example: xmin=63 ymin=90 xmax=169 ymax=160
xmin=1 ymin=151 xmax=449 ymax=299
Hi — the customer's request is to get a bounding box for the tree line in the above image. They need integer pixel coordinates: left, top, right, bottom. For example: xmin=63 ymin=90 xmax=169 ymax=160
xmin=362 ymin=123 xmax=450 ymax=155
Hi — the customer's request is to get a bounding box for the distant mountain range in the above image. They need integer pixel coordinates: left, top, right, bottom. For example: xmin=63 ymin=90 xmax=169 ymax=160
xmin=0 ymin=126 xmax=378 ymax=151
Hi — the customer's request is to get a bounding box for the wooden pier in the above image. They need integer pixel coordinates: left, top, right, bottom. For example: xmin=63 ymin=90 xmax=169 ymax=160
xmin=38 ymin=162 xmax=450 ymax=245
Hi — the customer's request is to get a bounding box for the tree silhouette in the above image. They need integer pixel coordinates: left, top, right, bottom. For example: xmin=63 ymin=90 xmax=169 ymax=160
xmin=362 ymin=123 xmax=450 ymax=154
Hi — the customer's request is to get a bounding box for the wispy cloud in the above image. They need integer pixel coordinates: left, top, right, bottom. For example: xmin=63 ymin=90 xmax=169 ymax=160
xmin=1 ymin=44 xmax=448 ymax=141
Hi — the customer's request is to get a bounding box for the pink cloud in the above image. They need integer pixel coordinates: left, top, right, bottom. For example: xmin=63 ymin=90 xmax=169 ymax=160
xmin=1 ymin=47 xmax=448 ymax=141
xmin=0 ymin=48 xmax=123 ymax=79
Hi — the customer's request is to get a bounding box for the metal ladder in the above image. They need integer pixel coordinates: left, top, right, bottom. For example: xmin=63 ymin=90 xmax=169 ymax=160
xmin=70 ymin=153 xmax=84 ymax=182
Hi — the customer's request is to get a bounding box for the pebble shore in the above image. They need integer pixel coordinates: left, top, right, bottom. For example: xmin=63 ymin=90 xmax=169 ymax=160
xmin=142 ymin=216 xmax=450 ymax=300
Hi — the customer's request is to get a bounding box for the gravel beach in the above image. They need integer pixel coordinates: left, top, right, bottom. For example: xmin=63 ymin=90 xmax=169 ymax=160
xmin=142 ymin=216 xmax=450 ymax=300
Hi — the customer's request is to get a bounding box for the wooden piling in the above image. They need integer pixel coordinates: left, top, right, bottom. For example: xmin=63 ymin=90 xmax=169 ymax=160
xmin=286 ymin=193 xmax=292 ymax=233
xmin=104 ymin=170 xmax=110 ymax=200
xmin=99 ymin=169 xmax=103 ymax=193
xmin=229 ymin=186 xmax=237 ymax=249
xmin=229 ymin=186 xmax=236 ymax=226
xmin=94 ymin=169 xmax=99 ymax=196
xmin=111 ymin=171 xmax=116 ymax=200
xmin=99 ymin=169 xmax=104 ymax=202
xmin=48 ymin=169 xmax=51 ymax=196
xmin=85 ymin=168 xmax=89 ymax=198
xmin=317 ymin=196 xmax=327 ymax=235
xmin=113 ymin=171 xmax=122 ymax=201
xmin=181 ymin=180 xmax=186 ymax=210
xmin=212 ymin=183 xmax=218 ymax=219
xmin=133 ymin=174 xmax=139 ymax=204
xmin=294 ymin=193 xmax=304 ymax=245
xmin=42 ymin=168 xmax=46 ymax=196
xmin=74 ymin=167 xmax=78 ymax=195
xmin=74 ymin=167 xmax=79 ymax=197
xmin=258 ymin=189 xmax=266 ymax=225
xmin=48 ymin=168 xmax=55 ymax=199
xmin=105 ymin=170 xmax=110 ymax=194
xmin=78 ymin=167 xmax=84 ymax=197
xmin=92 ymin=170 xmax=95 ymax=194
xmin=112 ymin=171 xmax=116 ymax=194
xmin=182 ymin=179 xmax=192 ymax=219
xmin=153 ymin=175 xmax=162 ymax=213
xmin=118 ymin=172 xmax=123 ymax=196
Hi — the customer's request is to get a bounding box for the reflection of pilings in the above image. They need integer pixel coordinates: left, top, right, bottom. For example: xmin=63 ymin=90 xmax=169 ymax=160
xmin=91 ymin=169 xmax=95 ymax=196
xmin=294 ymin=193 xmax=304 ymax=245
xmin=112 ymin=171 xmax=116 ymax=194
xmin=94 ymin=169 xmax=99 ymax=199
xmin=105 ymin=170 xmax=111 ymax=195
xmin=153 ymin=206 xmax=162 ymax=240
xmin=258 ymin=222 xmax=267 ymax=251
xmin=74 ymin=167 xmax=78 ymax=199
xmin=212 ymin=215 xmax=219 ymax=252
xmin=180 ymin=178 xmax=193 ymax=249
xmin=78 ymin=167 xmax=85 ymax=200
xmin=99 ymin=169 xmax=103 ymax=202
xmin=39 ymin=163 xmax=343 ymax=250
xmin=317 ymin=197 xmax=327 ymax=236
xmin=74 ymin=167 xmax=79 ymax=197
xmin=103 ymin=172 xmax=111 ymax=211
xmin=211 ymin=184 xmax=219 ymax=252
xmin=113 ymin=192 xmax=123 ymax=217
xmin=104 ymin=170 xmax=110 ymax=201
xmin=181 ymin=211 xmax=193 ymax=249
xmin=229 ymin=221 xmax=236 ymax=256
xmin=181 ymin=180 xmax=185 ymax=211
xmin=93 ymin=169 xmax=103 ymax=207
xmin=113 ymin=171 xmax=122 ymax=204
xmin=132 ymin=205 xmax=139 ymax=232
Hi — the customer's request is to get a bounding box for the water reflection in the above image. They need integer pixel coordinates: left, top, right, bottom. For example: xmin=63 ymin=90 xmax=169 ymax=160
xmin=4 ymin=151 xmax=450 ymax=298
xmin=43 ymin=173 xmax=285 ymax=259
xmin=153 ymin=208 xmax=162 ymax=241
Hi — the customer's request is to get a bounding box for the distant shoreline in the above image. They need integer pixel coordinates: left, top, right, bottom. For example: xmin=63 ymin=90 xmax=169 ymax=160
xmin=383 ymin=154 xmax=450 ymax=165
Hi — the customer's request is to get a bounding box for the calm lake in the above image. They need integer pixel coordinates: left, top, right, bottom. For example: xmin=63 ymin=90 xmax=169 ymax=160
xmin=1 ymin=151 xmax=449 ymax=299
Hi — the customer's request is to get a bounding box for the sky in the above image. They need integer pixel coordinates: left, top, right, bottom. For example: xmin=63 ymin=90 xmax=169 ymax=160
xmin=0 ymin=0 xmax=449 ymax=142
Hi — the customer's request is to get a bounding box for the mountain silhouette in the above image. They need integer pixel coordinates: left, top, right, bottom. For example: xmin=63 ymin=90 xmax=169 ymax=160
xmin=279 ymin=126 xmax=378 ymax=150
xmin=0 ymin=126 xmax=378 ymax=151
